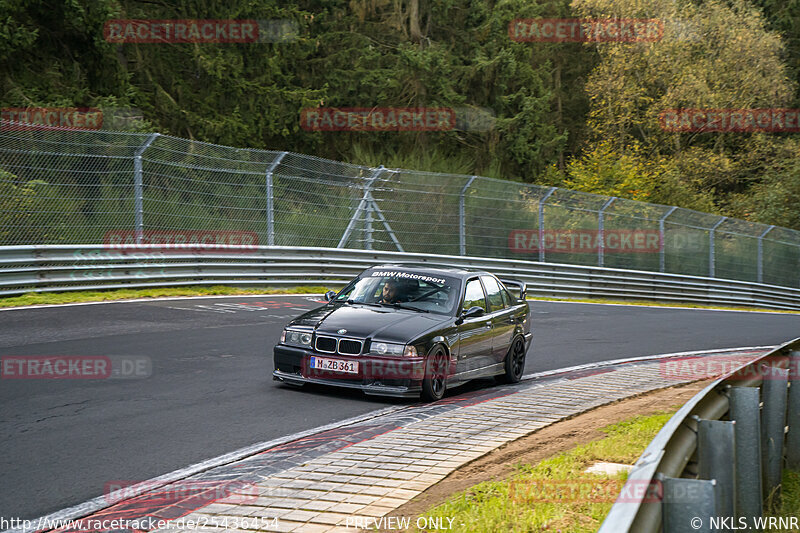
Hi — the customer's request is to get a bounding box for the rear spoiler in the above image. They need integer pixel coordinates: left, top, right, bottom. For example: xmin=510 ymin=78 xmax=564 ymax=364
xmin=499 ymin=278 xmax=527 ymax=302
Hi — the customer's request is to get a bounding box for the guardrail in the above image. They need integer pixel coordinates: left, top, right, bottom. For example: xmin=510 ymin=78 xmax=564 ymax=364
xmin=599 ymin=337 xmax=800 ymax=532
xmin=1 ymin=245 xmax=800 ymax=310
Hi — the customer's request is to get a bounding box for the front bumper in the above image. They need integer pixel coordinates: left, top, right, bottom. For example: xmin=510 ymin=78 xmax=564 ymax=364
xmin=273 ymin=344 xmax=425 ymax=398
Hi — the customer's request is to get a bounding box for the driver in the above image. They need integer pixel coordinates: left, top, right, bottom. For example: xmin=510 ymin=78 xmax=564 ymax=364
xmin=379 ymin=279 xmax=403 ymax=304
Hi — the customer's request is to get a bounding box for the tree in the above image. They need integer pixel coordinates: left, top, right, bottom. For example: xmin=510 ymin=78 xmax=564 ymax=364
xmin=572 ymin=0 xmax=793 ymax=151
xmin=567 ymin=0 xmax=798 ymax=219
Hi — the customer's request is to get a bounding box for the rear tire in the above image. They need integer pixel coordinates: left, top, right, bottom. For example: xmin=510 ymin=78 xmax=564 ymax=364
xmin=421 ymin=347 xmax=448 ymax=402
xmin=497 ymin=336 xmax=526 ymax=384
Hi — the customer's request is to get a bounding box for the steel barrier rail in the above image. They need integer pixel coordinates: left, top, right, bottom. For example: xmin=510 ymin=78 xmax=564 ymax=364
xmin=599 ymin=337 xmax=800 ymax=533
xmin=1 ymin=245 xmax=800 ymax=310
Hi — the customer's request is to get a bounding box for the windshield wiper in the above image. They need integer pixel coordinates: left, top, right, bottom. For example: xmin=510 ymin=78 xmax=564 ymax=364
xmin=381 ymin=302 xmax=430 ymax=313
xmin=346 ymin=299 xmax=384 ymax=308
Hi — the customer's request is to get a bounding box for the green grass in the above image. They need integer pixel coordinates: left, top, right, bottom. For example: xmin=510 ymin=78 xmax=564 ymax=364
xmin=2 ymin=285 xmax=795 ymax=312
xmin=0 ymin=285 xmax=333 ymax=308
xmin=418 ymin=411 xmax=675 ymax=533
xmin=768 ymin=470 xmax=800 ymax=531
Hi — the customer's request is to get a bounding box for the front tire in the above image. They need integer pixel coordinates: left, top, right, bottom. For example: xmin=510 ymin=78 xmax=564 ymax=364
xmin=421 ymin=347 xmax=448 ymax=402
xmin=497 ymin=336 xmax=526 ymax=384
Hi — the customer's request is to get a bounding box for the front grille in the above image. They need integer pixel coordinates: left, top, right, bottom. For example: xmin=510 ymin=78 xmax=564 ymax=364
xmin=314 ymin=335 xmax=363 ymax=355
xmin=338 ymin=339 xmax=362 ymax=355
xmin=315 ymin=336 xmax=337 ymax=353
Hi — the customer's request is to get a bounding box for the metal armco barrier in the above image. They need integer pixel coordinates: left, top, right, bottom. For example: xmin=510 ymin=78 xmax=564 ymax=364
xmin=599 ymin=338 xmax=800 ymax=533
xmin=1 ymin=245 xmax=800 ymax=310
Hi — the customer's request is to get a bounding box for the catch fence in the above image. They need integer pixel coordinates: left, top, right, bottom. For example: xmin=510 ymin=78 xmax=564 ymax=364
xmin=1 ymin=120 xmax=799 ymax=289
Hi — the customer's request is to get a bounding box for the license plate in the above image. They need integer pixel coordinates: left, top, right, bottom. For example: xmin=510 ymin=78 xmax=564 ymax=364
xmin=309 ymin=356 xmax=358 ymax=374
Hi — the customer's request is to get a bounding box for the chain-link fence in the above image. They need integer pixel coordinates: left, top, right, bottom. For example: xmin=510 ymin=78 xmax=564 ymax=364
xmin=1 ymin=119 xmax=799 ymax=289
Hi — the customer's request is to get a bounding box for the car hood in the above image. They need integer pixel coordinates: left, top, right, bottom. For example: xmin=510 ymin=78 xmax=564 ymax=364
xmin=287 ymin=304 xmax=448 ymax=343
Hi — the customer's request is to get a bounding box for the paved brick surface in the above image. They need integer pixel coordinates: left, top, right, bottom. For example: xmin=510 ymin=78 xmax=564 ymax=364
xmin=47 ymin=348 xmax=767 ymax=533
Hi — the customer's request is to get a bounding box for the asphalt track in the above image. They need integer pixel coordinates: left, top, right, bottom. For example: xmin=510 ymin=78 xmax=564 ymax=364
xmin=0 ymin=295 xmax=798 ymax=521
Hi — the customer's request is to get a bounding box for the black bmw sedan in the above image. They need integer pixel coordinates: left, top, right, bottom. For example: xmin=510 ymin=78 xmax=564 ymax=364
xmin=273 ymin=264 xmax=532 ymax=401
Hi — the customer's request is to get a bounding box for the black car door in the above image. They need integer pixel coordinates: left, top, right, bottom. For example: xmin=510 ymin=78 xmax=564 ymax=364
xmin=481 ymin=275 xmax=515 ymax=365
xmin=456 ymin=277 xmax=494 ymax=377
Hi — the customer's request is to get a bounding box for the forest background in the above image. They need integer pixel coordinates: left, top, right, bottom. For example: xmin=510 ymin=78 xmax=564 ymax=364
xmin=2 ymin=0 xmax=799 ymax=230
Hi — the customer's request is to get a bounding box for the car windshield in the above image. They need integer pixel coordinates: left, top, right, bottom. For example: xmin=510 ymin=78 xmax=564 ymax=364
xmin=334 ymin=269 xmax=462 ymax=315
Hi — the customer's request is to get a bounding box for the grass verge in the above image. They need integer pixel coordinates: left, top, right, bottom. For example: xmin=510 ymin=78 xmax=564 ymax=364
xmin=417 ymin=411 xmax=674 ymax=533
xmin=769 ymin=470 xmax=800 ymax=532
xmin=528 ymin=296 xmax=800 ymax=314
xmin=0 ymin=285 xmax=332 ymax=308
xmin=1 ymin=286 xmax=795 ymax=314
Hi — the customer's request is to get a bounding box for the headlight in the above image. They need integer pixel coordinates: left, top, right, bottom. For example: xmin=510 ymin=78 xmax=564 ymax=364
xmin=370 ymin=342 xmax=404 ymax=356
xmin=282 ymin=329 xmax=312 ymax=347
xmin=369 ymin=342 xmax=418 ymax=357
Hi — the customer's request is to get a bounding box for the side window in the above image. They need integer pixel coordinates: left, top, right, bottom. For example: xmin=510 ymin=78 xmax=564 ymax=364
xmin=462 ymin=279 xmax=487 ymax=312
xmin=500 ymin=287 xmax=513 ymax=308
xmin=334 ymin=282 xmax=356 ymax=301
xmin=481 ymin=276 xmax=505 ymax=313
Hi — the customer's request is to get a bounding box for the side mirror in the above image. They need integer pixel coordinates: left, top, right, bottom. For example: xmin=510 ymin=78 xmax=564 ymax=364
xmin=500 ymin=279 xmax=527 ymax=303
xmin=464 ymin=306 xmax=485 ymax=319
xmin=517 ymin=283 xmax=527 ymax=303
xmin=323 ymin=290 xmax=337 ymax=302
xmin=457 ymin=306 xmax=485 ymax=324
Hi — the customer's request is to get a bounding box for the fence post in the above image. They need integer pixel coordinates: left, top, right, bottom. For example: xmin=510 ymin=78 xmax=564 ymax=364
xmin=598 ymin=197 xmax=616 ymax=267
xmin=265 ymin=151 xmax=288 ymax=246
xmin=538 ymin=187 xmax=556 ymax=263
xmin=338 ymin=166 xmax=384 ymax=249
xmin=698 ymin=419 xmax=736 ymax=518
xmin=757 ymin=225 xmax=775 ymax=284
xmin=365 ymin=200 xmax=374 ymax=250
xmin=729 ymin=386 xmax=763 ymax=522
xmin=659 ymin=207 xmax=678 ymax=273
xmin=133 ymin=133 xmax=159 ymax=244
xmin=365 ymin=170 xmax=404 ymax=252
xmin=709 ymin=217 xmax=727 ymax=278
xmin=787 ymin=350 xmax=800 ymax=468
xmin=459 ymin=176 xmax=477 ymax=256
xmin=761 ymin=365 xmax=789 ymax=505
xmin=662 ymin=477 xmax=717 ymax=532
